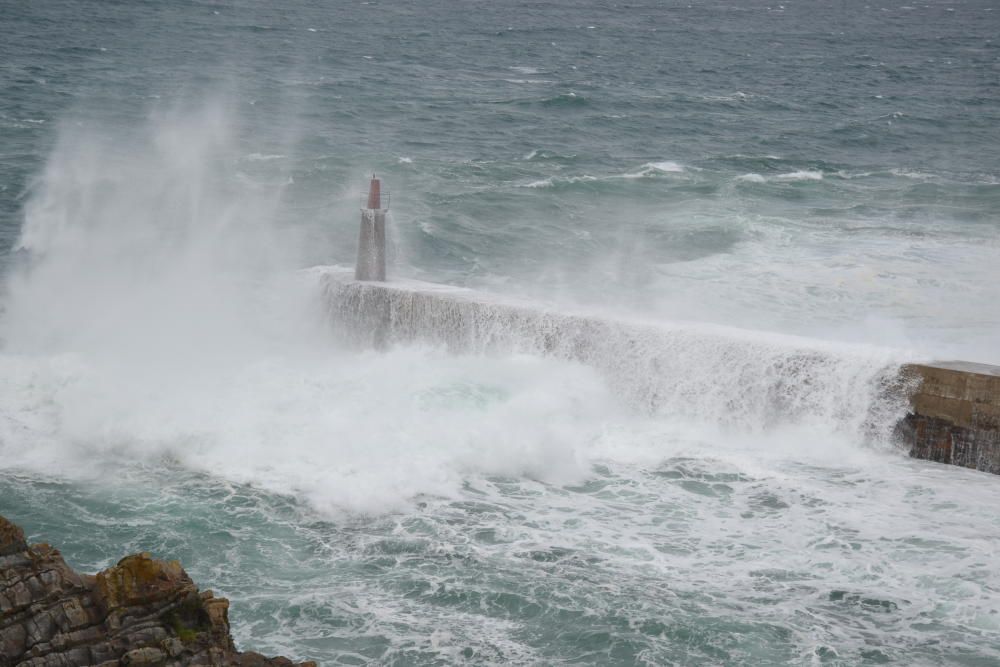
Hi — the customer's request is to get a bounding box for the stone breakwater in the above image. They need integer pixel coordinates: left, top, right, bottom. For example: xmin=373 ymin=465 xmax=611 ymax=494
xmin=898 ymin=362 xmax=1000 ymax=474
xmin=0 ymin=515 xmax=315 ymax=667
xmin=320 ymin=270 xmax=1000 ymax=476
xmin=319 ymin=271 xmax=906 ymax=444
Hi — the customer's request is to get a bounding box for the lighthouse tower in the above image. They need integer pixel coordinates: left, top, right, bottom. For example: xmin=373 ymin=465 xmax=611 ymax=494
xmin=355 ymin=174 xmax=387 ymax=281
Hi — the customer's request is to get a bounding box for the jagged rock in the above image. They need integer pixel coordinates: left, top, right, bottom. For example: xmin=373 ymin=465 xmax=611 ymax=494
xmin=0 ymin=520 xmax=27 ymax=557
xmin=0 ymin=515 xmax=316 ymax=667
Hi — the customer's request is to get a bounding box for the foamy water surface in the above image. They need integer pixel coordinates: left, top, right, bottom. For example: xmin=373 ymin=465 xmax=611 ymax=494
xmin=2 ymin=0 xmax=1000 ymax=664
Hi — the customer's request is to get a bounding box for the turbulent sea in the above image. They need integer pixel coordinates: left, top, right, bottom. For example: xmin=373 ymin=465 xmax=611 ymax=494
xmin=2 ymin=0 xmax=999 ymax=664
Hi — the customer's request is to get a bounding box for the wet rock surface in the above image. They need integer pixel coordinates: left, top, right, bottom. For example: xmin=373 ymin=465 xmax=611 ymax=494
xmin=0 ymin=515 xmax=315 ymax=667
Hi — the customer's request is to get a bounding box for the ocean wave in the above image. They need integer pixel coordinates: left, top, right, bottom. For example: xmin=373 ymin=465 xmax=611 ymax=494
xmin=523 ymin=175 xmax=598 ymax=188
xmin=736 ymin=170 xmax=824 ymax=183
xmin=325 ymin=275 xmax=910 ymax=444
xmin=700 ymin=91 xmax=749 ymax=103
xmin=640 ymin=160 xmax=684 ymax=173
xmin=833 ymin=170 xmax=879 ymax=180
xmin=522 ymin=149 xmax=577 ymax=161
xmin=521 ymin=162 xmax=685 ymax=188
xmin=776 ymin=170 xmax=823 ymax=181
xmin=889 ymin=168 xmax=937 ymax=181
xmin=538 ymin=92 xmax=588 ymax=107
xmin=503 ymin=78 xmax=555 ymax=85
xmin=244 ymin=153 xmax=286 ymax=162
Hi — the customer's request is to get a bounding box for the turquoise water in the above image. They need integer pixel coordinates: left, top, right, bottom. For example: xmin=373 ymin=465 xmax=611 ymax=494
xmin=6 ymin=448 xmax=1000 ymax=664
xmin=2 ymin=0 xmax=1000 ymax=664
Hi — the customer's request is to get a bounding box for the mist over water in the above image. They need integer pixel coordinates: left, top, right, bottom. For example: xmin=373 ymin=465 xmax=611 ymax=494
xmin=5 ymin=103 xmax=302 ymax=356
xmin=2 ymin=0 xmax=1000 ymax=664
xmin=0 ymin=101 xmax=620 ymax=515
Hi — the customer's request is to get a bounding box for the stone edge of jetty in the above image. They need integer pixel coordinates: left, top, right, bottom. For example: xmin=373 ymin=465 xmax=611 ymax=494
xmin=898 ymin=362 xmax=1000 ymax=474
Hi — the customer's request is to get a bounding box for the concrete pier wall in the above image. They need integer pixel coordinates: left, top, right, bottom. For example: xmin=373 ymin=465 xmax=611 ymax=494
xmin=897 ymin=363 xmax=1000 ymax=473
xmin=320 ymin=270 xmax=1000 ymax=475
xmin=319 ymin=270 xmax=906 ymax=443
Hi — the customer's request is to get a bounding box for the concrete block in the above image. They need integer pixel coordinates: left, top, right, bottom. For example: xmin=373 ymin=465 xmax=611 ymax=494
xmin=902 ymin=362 xmax=1000 ymax=474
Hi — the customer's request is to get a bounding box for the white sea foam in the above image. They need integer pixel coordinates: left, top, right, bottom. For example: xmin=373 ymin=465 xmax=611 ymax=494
xmin=503 ymin=79 xmax=554 ymax=85
xmin=0 ymin=103 xmax=615 ymax=514
xmin=641 ymin=160 xmax=685 ymax=173
xmin=0 ymin=100 xmax=982 ymax=534
xmin=244 ymin=152 xmax=286 ymax=161
xmin=523 ymin=178 xmax=554 ymax=188
xmin=523 ymin=162 xmax=683 ymax=187
xmin=701 ymin=91 xmax=749 ymax=102
xmin=322 ymin=275 xmax=910 ymax=446
xmin=0 ymin=343 xmax=617 ymax=514
xmin=621 ymin=160 xmax=687 ymax=178
xmin=737 ymin=170 xmax=823 ymax=183
xmin=522 ymin=175 xmax=598 ymax=188
xmin=776 ymin=170 xmax=823 ymax=181
xmin=4 ymin=100 xmax=1000 ymax=666
xmin=889 ymin=167 xmax=935 ymax=180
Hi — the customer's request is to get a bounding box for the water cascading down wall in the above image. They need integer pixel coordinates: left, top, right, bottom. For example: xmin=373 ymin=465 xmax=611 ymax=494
xmin=317 ymin=270 xmax=999 ymax=475
xmin=332 ymin=180 xmax=1000 ymax=475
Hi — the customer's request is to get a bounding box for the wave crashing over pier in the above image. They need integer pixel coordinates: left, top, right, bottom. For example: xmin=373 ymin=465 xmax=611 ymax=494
xmin=321 ymin=269 xmax=911 ymax=447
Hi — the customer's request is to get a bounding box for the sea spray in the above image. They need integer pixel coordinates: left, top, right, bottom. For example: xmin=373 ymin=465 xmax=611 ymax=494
xmin=0 ymin=98 xmax=915 ymax=521
xmin=2 ymin=1 xmax=1000 ymax=662
xmin=322 ymin=273 xmax=913 ymax=447
xmin=1 ymin=101 xmax=317 ymax=363
xmin=0 ymin=104 xmax=621 ymax=513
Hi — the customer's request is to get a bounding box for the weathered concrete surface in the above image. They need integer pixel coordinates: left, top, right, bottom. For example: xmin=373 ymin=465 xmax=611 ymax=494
xmin=898 ymin=362 xmax=1000 ymax=474
xmin=0 ymin=515 xmax=315 ymax=667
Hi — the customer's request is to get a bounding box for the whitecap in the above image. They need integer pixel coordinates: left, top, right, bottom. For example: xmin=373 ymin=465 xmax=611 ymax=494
xmin=735 ymin=171 xmax=822 ymax=183
xmin=775 ymin=170 xmax=823 ymax=181
xmin=619 ymin=161 xmax=687 ymax=179
xmin=244 ymin=153 xmax=286 ymax=161
xmin=521 ymin=175 xmax=598 ymax=188
xmin=702 ymin=92 xmax=749 ymax=103
xmin=835 ymin=170 xmax=877 ymax=179
xmin=523 ymin=178 xmax=553 ymax=188
xmin=645 ymin=161 xmax=684 ymax=173
xmin=889 ymin=168 xmax=935 ymax=181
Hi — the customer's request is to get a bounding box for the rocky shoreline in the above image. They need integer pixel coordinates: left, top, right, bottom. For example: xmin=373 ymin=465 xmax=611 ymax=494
xmin=0 ymin=515 xmax=315 ymax=667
